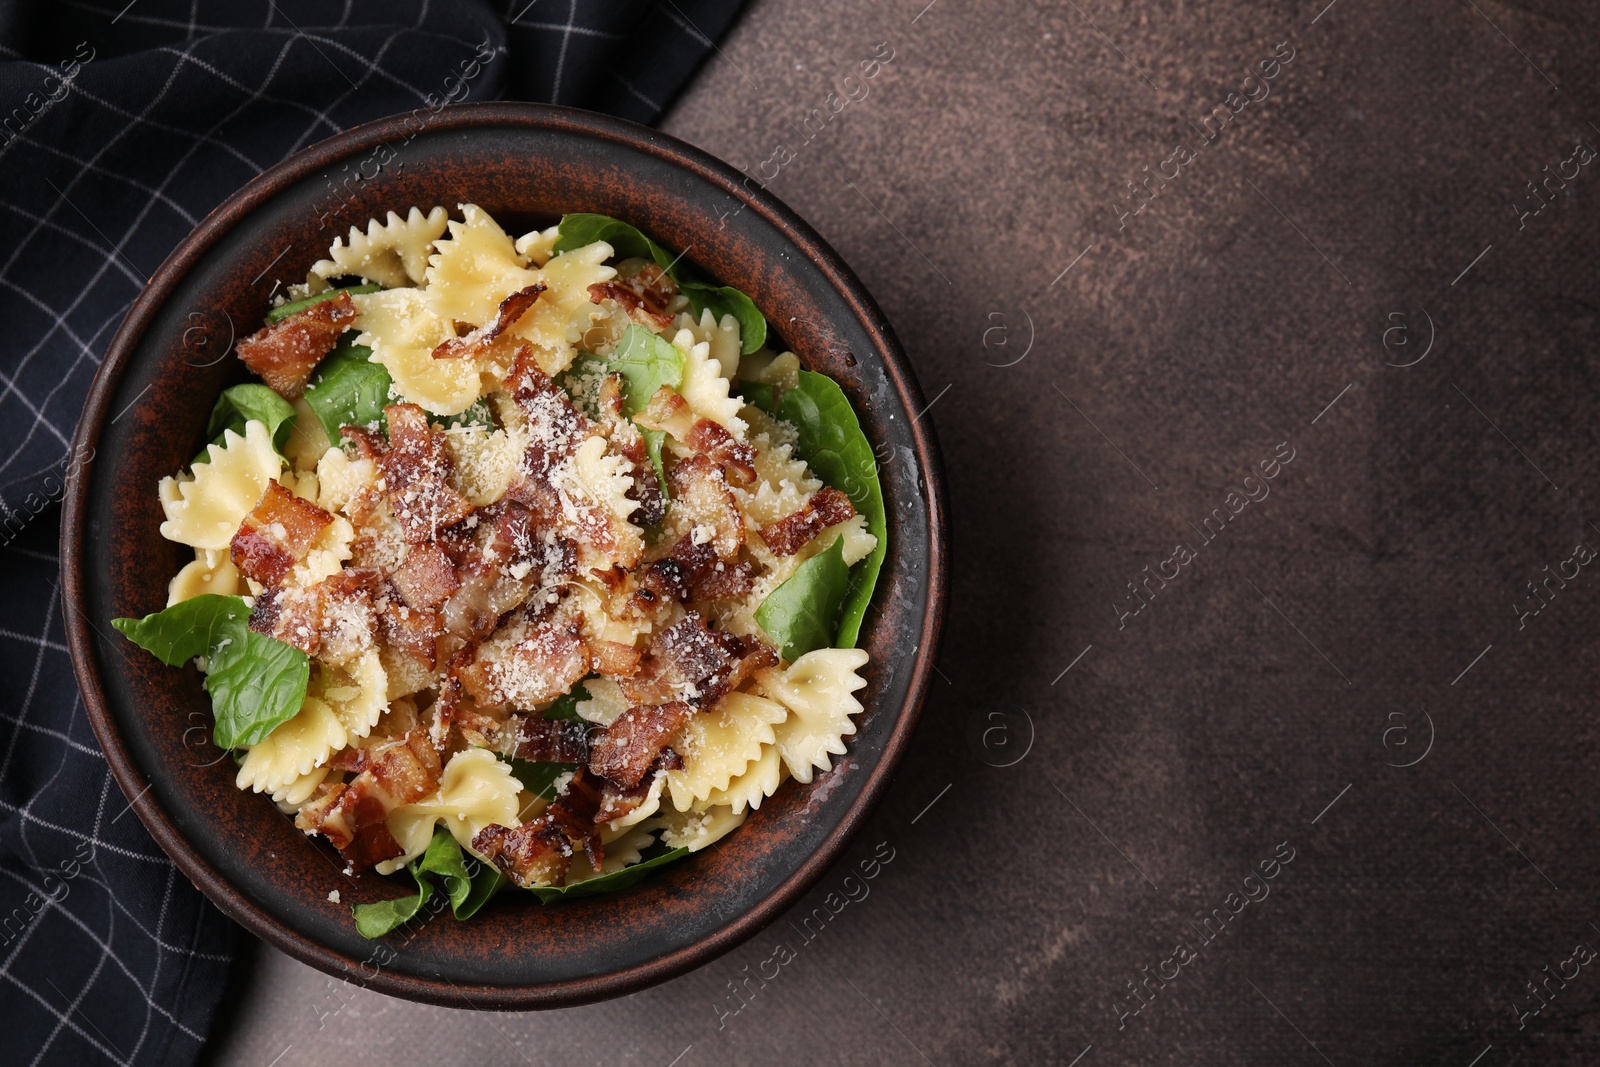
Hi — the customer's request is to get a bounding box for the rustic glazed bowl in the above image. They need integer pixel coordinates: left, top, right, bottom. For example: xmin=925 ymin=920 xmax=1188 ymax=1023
xmin=61 ymin=103 xmax=946 ymax=1008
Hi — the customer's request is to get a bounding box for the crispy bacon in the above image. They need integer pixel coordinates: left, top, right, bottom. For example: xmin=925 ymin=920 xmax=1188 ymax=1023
xmin=668 ymin=454 xmax=745 ymax=559
xmin=588 ymin=700 xmax=692 ymax=789
xmin=249 ymin=568 xmax=379 ymax=663
xmin=235 ymin=291 xmax=357 ymax=399
xmin=686 ymin=418 xmax=756 ymax=484
xmin=458 ymin=603 xmax=589 ymax=709
xmin=352 ymin=404 xmax=476 ymax=543
xmin=376 ymin=593 xmax=442 ymax=669
xmin=587 ymin=281 xmax=673 ymax=328
xmin=392 ymin=542 xmax=459 ymax=609
xmin=230 ymin=481 xmax=335 ymax=586
xmin=432 ymin=283 xmax=546 ymax=359
xmin=590 ymin=639 xmax=641 ymax=677
xmin=662 ymin=535 xmax=754 ymax=602
xmin=296 ymin=726 xmax=442 ymax=867
xmin=473 ymin=821 xmax=570 ymax=888
xmin=442 ymin=503 xmax=574 ymax=640
xmin=502 ymin=349 xmax=592 ymax=521
xmin=620 ymin=614 xmax=774 ymax=709
xmin=510 ymin=716 xmax=591 ymax=763
xmin=621 ymin=262 xmax=679 ymax=318
xmin=546 ymin=769 xmax=604 ymax=870
xmin=595 ymin=749 xmax=682 ymax=823
xmin=759 ymin=487 xmax=857 ymax=556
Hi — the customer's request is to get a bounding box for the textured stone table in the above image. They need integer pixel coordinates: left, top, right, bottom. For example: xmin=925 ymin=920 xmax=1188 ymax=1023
xmin=204 ymin=1 xmax=1600 ymax=1063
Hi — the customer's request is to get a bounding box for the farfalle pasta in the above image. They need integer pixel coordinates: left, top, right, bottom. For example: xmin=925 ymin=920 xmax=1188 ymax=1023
xmin=112 ymin=205 xmax=887 ymax=936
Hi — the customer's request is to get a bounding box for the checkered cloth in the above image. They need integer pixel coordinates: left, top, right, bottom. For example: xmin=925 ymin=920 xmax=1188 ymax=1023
xmin=0 ymin=1 xmax=745 ymax=1062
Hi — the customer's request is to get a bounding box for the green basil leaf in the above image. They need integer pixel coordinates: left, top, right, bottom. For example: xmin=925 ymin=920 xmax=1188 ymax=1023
xmin=352 ymin=863 xmax=433 ymax=939
xmin=527 ymin=846 xmax=690 ymax=903
xmin=734 ymin=379 xmax=776 ymax=414
xmin=111 ymin=593 xmax=251 ymax=668
xmin=553 ymin=213 xmax=676 ymax=272
xmin=778 ymin=371 xmax=889 ymax=648
xmin=507 ymin=757 xmax=579 ymax=801
xmin=681 ymin=280 xmax=766 ymax=355
xmin=204 ymin=624 xmax=311 ymax=749
xmin=265 ymin=284 xmax=381 ymax=325
xmin=754 ymin=538 xmax=850 ymax=662
xmin=196 ymin=384 xmax=296 ymax=464
xmin=609 ymin=325 xmax=684 ymax=416
xmin=303 ymin=338 xmax=393 ymax=441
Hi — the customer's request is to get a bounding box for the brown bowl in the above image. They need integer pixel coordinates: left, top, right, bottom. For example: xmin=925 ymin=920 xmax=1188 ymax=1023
xmin=60 ymin=103 xmax=946 ymax=1008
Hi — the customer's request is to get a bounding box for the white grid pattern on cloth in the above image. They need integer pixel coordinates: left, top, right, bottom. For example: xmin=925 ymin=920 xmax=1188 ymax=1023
xmin=0 ymin=1 xmax=744 ymax=1062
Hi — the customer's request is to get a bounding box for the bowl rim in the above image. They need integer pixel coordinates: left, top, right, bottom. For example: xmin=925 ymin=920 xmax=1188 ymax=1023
xmin=60 ymin=101 xmax=948 ymax=1009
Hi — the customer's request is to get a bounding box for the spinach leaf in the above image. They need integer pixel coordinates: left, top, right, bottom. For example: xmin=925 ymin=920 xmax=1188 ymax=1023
xmin=778 ymin=371 xmax=888 ymax=648
xmin=303 ymin=339 xmax=393 ymax=440
xmin=265 ymin=284 xmax=380 ymax=325
xmin=352 ymin=864 xmax=433 ymax=939
xmin=507 ymin=757 xmax=579 ymax=800
xmin=527 ymin=846 xmax=690 ymax=903
xmin=681 ymin=281 xmax=766 ymax=354
xmin=733 ymin=379 xmax=775 ymax=414
xmin=351 ymin=829 xmax=506 ymax=936
xmin=609 ymin=325 xmax=682 ymax=416
xmin=754 ymin=538 xmax=850 ymax=662
xmin=196 ymin=384 xmax=296 ymax=464
xmin=553 ymin=214 xmax=676 ymax=272
xmin=112 ymin=594 xmax=310 ymax=748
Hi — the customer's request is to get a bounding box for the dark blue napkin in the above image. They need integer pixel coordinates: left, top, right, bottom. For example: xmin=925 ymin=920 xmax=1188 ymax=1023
xmin=0 ymin=1 xmax=745 ymax=1062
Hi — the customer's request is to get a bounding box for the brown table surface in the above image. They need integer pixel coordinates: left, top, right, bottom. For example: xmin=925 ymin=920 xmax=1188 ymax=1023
xmin=203 ymin=0 xmax=1600 ymax=1063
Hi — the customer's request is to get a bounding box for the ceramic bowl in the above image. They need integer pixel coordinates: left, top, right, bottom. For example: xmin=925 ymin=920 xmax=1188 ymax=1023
xmin=62 ymin=103 xmax=946 ymax=1009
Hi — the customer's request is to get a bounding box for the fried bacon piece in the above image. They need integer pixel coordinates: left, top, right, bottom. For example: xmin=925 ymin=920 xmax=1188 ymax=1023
xmin=344 ymin=404 xmax=475 ymax=543
xmin=588 ymin=700 xmax=692 ymax=789
xmin=758 ymin=487 xmax=857 ymax=556
xmin=229 ymin=481 xmax=335 ymax=586
xmin=636 ymin=387 xmax=756 ymax=485
xmin=515 ymin=716 xmax=591 ymax=763
xmin=590 ymin=638 xmax=641 ymax=677
xmin=235 ymin=291 xmax=357 ymax=399
xmin=392 ymin=542 xmax=458 ymax=610
xmin=375 ymin=590 xmax=442 ymax=670
xmin=667 ymin=453 xmax=745 ymax=559
xmin=502 ymin=349 xmax=593 ymax=521
xmin=595 ymin=749 xmax=682 ymax=824
xmin=250 ymin=568 xmax=379 ymax=664
xmin=546 ymin=768 xmax=604 ymax=870
xmin=660 ymin=535 xmax=754 ymax=602
xmin=473 ymin=821 xmax=571 ymax=888
xmin=620 ymin=614 xmax=776 ymax=709
xmin=432 ymin=283 xmax=546 ymax=359
xmin=296 ymin=726 xmax=442 ymax=868
xmin=587 ymin=281 xmax=673 ymax=329
xmin=458 ymin=602 xmax=589 ymax=710
xmin=442 ymin=503 xmax=574 ymax=640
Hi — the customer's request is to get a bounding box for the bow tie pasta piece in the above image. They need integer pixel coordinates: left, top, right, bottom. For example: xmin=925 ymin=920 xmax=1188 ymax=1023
xmin=514 ymin=224 xmax=561 ymax=267
xmin=605 ymin=771 xmax=667 ymax=831
xmin=575 ymin=676 xmax=629 ymax=726
xmin=756 ymin=648 xmax=870 ymax=783
xmin=350 ymin=287 xmax=482 ymax=416
xmin=425 ymin=203 xmax=543 ymax=327
xmin=167 ymin=547 xmax=247 ymax=606
xmin=670 ymin=307 xmax=743 ymax=379
xmin=740 ymin=432 xmax=823 ymax=528
xmin=700 ymin=744 xmax=784 ymax=814
xmin=380 ymin=748 xmax=523 ymax=874
xmin=235 ymin=650 xmax=383 ymax=798
xmin=648 ymin=805 xmax=747 ymax=851
xmin=666 ymin=692 xmax=787 ymax=812
xmin=507 ymin=241 xmax=618 ymax=375
xmin=670 ymin=327 xmax=746 ymax=435
xmin=313 ymin=206 xmax=448 ymax=289
xmin=158 ymin=420 xmax=282 ymax=551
